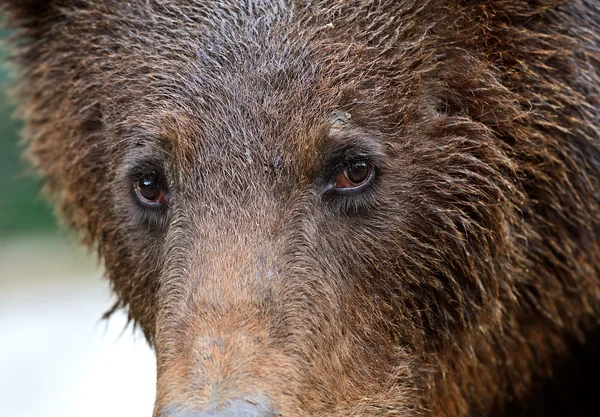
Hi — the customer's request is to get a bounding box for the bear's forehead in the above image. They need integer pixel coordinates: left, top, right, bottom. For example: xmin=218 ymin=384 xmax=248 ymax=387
xmin=70 ymin=1 xmax=411 ymax=189
xmin=100 ymin=4 xmax=355 ymax=181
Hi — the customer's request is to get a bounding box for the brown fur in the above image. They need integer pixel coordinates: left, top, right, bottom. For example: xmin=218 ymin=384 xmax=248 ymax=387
xmin=1 ymin=1 xmax=600 ymax=416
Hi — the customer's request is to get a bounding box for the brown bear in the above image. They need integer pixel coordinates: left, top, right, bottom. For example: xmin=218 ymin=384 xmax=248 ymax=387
xmin=1 ymin=1 xmax=599 ymax=416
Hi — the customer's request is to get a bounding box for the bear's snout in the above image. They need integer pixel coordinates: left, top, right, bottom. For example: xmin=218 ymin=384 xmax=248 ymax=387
xmin=158 ymin=397 xmax=277 ymax=417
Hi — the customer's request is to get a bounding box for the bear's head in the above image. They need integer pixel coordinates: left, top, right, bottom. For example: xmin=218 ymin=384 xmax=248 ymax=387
xmin=2 ymin=1 xmax=600 ymax=416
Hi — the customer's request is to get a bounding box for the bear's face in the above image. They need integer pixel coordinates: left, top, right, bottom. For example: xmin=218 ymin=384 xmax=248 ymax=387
xmin=82 ymin=4 xmax=515 ymax=410
xmin=9 ymin=1 xmax=599 ymax=416
xmin=90 ymin=4 xmax=517 ymax=414
xmin=106 ymin=9 xmax=430 ymax=413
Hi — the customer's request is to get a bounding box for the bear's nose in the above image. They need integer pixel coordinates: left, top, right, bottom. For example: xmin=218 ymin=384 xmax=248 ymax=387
xmin=160 ymin=398 xmax=278 ymax=417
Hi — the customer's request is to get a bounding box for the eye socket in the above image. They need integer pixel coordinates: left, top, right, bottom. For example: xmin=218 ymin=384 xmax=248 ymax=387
xmin=333 ymin=161 xmax=375 ymax=190
xmin=134 ymin=174 xmax=166 ymax=206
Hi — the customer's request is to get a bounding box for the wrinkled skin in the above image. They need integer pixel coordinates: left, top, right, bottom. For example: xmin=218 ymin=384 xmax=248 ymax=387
xmin=1 ymin=1 xmax=600 ymax=416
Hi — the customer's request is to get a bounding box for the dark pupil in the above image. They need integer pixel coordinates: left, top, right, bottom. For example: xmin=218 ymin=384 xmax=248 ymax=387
xmin=346 ymin=161 xmax=369 ymax=184
xmin=138 ymin=177 xmax=160 ymax=200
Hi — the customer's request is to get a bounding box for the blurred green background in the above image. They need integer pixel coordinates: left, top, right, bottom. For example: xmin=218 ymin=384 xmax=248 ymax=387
xmin=0 ymin=29 xmax=57 ymax=237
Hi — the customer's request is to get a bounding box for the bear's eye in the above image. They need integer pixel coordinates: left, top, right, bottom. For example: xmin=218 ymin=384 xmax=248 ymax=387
xmin=135 ymin=175 xmax=166 ymax=206
xmin=334 ymin=161 xmax=375 ymax=190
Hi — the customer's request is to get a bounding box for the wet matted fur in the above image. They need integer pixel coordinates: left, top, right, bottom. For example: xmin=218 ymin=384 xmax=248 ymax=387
xmin=1 ymin=1 xmax=599 ymax=416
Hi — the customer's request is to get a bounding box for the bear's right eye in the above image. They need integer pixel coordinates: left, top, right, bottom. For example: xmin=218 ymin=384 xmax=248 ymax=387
xmin=134 ymin=174 xmax=166 ymax=207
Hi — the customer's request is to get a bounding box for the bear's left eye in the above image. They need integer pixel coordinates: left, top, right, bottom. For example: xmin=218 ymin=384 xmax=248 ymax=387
xmin=134 ymin=174 xmax=166 ymax=206
xmin=333 ymin=161 xmax=375 ymax=191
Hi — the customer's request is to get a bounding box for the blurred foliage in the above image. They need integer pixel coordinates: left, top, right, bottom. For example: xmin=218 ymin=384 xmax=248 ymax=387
xmin=0 ymin=28 xmax=57 ymax=237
